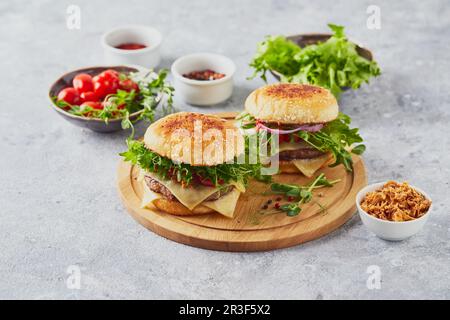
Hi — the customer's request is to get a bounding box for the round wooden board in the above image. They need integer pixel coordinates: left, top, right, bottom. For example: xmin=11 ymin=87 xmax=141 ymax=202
xmin=117 ymin=112 xmax=368 ymax=252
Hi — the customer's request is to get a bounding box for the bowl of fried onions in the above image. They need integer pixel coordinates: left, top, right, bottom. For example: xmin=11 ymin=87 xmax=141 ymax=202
xmin=356 ymin=181 xmax=432 ymax=241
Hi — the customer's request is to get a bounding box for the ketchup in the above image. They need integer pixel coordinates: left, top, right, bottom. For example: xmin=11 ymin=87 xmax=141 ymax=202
xmin=115 ymin=43 xmax=147 ymax=50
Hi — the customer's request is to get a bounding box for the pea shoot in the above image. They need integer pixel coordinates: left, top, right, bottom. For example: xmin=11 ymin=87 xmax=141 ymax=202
xmin=270 ymin=174 xmax=340 ymax=216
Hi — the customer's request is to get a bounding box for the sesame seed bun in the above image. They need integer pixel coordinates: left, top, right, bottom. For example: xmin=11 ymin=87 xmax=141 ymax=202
xmin=245 ymin=83 xmax=338 ymax=124
xmin=144 ymin=112 xmax=244 ymax=166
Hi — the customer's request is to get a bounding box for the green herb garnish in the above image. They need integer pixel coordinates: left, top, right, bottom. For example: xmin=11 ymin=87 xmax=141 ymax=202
xmin=271 ymin=173 xmax=340 ymax=216
xmin=249 ymin=24 xmax=381 ymax=97
xmin=295 ymin=113 xmax=365 ymax=171
xmin=120 ymin=140 xmax=269 ymax=188
xmin=237 ymin=112 xmax=365 ymax=171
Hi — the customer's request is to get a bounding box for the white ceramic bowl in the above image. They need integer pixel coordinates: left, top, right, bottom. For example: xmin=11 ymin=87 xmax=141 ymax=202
xmin=171 ymin=53 xmax=236 ymax=106
xmin=356 ymin=182 xmax=432 ymax=241
xmin=102 ymin=25 xmax=162 ymax=69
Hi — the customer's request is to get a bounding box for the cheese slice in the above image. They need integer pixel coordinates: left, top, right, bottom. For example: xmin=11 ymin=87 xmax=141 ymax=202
xmin=137 ymin=168 xmax=146 ymax=182
xmin=142 ymin=170 xmax=245 ymax=210
xmin=141 ymin=182 xmax=161 ymax=209
xmin=231 ymin=180 xmax=246 ymax=193
xmin=140 ymin=177 xmax=242 ymax=218
xmin=202 ymin=188 xmax=241 ymax=218
xmin=291 ymin=154 xmax=332 ymax=177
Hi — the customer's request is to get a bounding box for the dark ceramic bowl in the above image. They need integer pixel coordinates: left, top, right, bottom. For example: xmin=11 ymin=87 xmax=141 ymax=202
xmin=269 ymin=33 xmax=373 ymax=81
xmin=49 ymin=65 xmax=158 ymax=133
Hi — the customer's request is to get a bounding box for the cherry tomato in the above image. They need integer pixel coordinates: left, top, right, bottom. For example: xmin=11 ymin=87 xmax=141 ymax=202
xmin=57 ymin=87 xmax=80 ymax=105
xmin=101 ymin=69 xmax=119 ymax=80
xmin=119 ymin=79 xmax=139 ymax=92
xmin=73 ymin=73 xmax=93 ymax=93
xmin=81 ymin=101 xmax=103 ymax=110
xmin=92 ymin=74 xmax=119 ymax=99
xmin=200 ymin=179 xmax=215 ymax=187
xmin=80 ymin=91 xmax=98 ymax=102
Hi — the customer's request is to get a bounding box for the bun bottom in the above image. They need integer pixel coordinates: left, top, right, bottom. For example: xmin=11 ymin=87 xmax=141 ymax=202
xmin=278 ymin=161 xmax=302 ymax=173
xmin=152 ymin=198 xmax=215 ymax=216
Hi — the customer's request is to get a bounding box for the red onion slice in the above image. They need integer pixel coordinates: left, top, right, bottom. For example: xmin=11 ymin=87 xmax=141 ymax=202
xmin=256 ymin=122 xmax=324 ymax=134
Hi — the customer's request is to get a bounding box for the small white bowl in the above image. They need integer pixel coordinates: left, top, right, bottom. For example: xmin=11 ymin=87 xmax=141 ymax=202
xmin=171 ymin=53 xmax=236 ymax=106
xmin=356 ymin=182 xmax=432 ymax=241
xmin=102 ymin=25 xmax=162 ymax=69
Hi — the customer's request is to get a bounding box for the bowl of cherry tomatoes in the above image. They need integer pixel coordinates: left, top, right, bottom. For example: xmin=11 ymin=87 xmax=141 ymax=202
xmin=49 ymin=66 xmax=173 ymax=133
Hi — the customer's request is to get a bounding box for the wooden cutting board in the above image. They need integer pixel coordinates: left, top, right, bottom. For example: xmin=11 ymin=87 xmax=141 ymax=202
xmin=116 ymin=112 xmax=367 ymax=252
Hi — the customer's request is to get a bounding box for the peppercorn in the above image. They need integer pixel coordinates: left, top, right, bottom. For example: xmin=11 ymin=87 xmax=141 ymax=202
xmin=267 ymin=199 xmax=273 ymax=204
xmin=276 ymin=197 xmax=282 ymax=201
xmin=274 ymin=202 xmax=280 ymax=209
xmin=183 ymin=69 xmax=226 ymax=81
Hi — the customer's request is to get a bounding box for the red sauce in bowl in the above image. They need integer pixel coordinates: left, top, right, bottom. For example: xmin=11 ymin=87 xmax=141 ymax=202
xmin=115 ymin=43 xmax=147 ymax=50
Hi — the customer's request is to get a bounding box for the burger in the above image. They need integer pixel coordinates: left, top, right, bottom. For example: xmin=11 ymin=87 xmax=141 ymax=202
xmin=239 ymin=83 xmax=365 ymax=177
xmin=120 ymin=112 xmax=264 ymax=218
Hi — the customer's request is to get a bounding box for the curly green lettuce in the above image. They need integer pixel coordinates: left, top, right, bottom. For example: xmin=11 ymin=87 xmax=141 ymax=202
xmin=249 ymin=24 xmax=381 ymax=97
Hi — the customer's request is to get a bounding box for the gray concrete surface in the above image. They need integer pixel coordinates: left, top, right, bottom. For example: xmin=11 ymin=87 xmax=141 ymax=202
xmin=1 ymin=0 xmax=449 ymax=299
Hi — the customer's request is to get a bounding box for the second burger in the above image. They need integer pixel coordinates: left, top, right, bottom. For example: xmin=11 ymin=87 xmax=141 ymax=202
xmin=239 ymin=83 xmax=366 ymax=177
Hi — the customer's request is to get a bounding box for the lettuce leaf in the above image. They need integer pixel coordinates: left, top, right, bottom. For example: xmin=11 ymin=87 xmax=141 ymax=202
xmin=249 ymin=24 xmax=381 ymax=97
xmin=295 ymin=113 xmax=365 ymax=171
xmin=120 ymin=140 xmax=269 ymax=187
xmin=237 ymin=112 xmax=365 ymax=171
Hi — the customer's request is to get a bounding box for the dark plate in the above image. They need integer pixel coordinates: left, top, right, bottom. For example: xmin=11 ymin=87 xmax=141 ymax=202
xmin=269 ymin=33 xmax=373 ymax=81
xmin=49 ymin=66 xmax=153 ymax=133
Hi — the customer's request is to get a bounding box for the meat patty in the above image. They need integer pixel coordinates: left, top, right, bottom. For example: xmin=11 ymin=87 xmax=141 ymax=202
xmin=278 ymin=148 xmax=325 ymax=160
xmin=144 ymin=176 xmax=233 ymax=202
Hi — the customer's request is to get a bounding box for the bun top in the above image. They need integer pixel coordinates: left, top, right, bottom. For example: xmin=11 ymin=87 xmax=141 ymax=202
xmin=245 ymin=83 xmax=338 ymax=124
xmin=144 ymin=112 xmax=244 ymax=166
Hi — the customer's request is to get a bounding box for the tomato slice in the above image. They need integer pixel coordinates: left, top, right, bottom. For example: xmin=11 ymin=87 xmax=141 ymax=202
xmin=193 ymin=174 xmax=224 ymax=187
xmin=279 ymin=134 xmax=290 ymax=143
xmin=57 ymin=87 xmax=80 ymax=105
xmin=73 ymin=73 xmax=93 ymax=93
xmin=200 ymin=178 xmax=215 ymax=187
xmin=292 ymin=134 xmax=302 ymax=143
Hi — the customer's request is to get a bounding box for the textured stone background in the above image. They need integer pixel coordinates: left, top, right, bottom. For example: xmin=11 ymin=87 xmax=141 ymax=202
xmin=0 ymin=0 xmax=449 ymax=299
